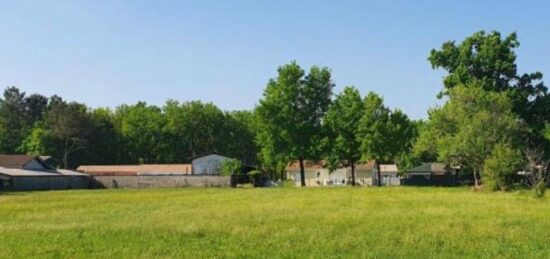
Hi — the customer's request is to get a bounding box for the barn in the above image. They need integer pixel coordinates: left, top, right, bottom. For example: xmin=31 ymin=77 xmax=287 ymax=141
xmin=0 ymin=155 xmax=90 ymax=191
xmin=191 ymin=152 xmax=231 ymax=175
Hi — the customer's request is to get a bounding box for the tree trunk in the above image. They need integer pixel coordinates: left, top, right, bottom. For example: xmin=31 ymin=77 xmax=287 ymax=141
xmin=351 ymin=160 xmax=356 ymax=186
xmin=376 ymin=161 xmax=382 ymax=186
xmin=63 ymin=151 xmax=69 ymax=170
xmin=299 ymin=157 xmax=306 ymax=187
xmin=473 ymin=169 xmax=479 ymax=187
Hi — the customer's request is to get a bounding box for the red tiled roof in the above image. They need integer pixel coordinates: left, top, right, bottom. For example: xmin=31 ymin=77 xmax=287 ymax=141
xmin=76 ymin=164 xmax=192 ymax=176
xmin=286 ymin=160 xmax=327 ymax=170
xmin=286 ymin=160 xmax=376 ymax=171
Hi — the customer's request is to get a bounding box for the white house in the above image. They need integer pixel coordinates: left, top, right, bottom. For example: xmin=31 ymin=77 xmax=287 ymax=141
xmin=191 ymin=152 xmax=231 ymax=175
xmin=286 ymin=160 xmax=400 ymax=187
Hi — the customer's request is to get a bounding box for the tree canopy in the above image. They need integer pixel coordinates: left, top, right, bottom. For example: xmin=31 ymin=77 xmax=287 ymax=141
xmin=256 ymin=62 xmax=334 ymax=186
xmin=324 ymin=86 xmax=364 ymax=184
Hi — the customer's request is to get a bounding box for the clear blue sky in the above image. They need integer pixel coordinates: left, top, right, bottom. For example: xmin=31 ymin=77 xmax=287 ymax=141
xmin=1 ymin=1 xmax=548 ymax=119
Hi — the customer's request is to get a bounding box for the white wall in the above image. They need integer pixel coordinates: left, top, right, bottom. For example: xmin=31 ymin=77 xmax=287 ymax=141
xmin=192 ymin=154 xmax=229 ymax=175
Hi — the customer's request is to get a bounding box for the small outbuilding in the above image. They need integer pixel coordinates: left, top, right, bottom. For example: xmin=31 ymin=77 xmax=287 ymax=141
xmin=402 ymin=163 xmax=458 ymax=186
xmin=191 ymin=152 xmax=231 ymax=175
xmin=0 ymin=155 xmax=90 ymax=191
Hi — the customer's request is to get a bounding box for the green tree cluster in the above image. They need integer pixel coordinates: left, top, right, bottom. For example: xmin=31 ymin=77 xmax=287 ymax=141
xmin=2 ymin=90 xmax=259 ymax=169
xmin=419 ymin=30 xmax=549 ymax=191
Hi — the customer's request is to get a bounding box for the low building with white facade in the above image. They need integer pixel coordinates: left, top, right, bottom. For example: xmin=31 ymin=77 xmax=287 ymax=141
xmin=286 ymin=160 xmax=400 ymax=187
xmin=191 ymin=152 xmax=231 ymax=175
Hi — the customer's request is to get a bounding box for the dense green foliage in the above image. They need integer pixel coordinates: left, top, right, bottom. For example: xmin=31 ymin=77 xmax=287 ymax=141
xmin=483 ymin=143 xmax=524 ymax=191
xmin=0 ymin=92 xmax=259 ymax=168
xmin=415 ymin=84 xmax=521 ymax=186
xmin=0 ymin=30 xmax=548 ymax=191
xmin=1 ymin=188 xmax=550 ymax=258
xmin=256 ymin=62 xmax=334 ymax=186
xmin=220 ymin=159 xmax=243 ymax=176
xmin=323 ymin=86 xmax=363 ymax=183
xmin=423 ymin=30 xmax=549 ymax=189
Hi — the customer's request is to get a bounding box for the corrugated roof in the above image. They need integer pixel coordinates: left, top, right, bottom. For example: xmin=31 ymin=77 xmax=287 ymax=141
xmin=76 ymin=164 xmax=192 ymax=176
xmin=56 ymin=169 xmax=90 ymax=176
xmin=138 ymin=164 xmax=191 ymax=174
xmin=0 ymin=167 xmax=60 ymax=177
xmin=190 ymin=151 xmax=230 ymax=161
xmin=406 ymin=163 xmax=448 ymax=174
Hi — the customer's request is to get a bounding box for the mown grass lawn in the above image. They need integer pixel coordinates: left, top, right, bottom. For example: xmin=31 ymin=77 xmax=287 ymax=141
xmin=1 ymin=187 xmax=550 ymax=258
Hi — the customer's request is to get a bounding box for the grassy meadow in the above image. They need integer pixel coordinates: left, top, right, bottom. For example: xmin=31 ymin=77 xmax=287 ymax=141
xmin=1 ymin=187 xmax=550 ymax=258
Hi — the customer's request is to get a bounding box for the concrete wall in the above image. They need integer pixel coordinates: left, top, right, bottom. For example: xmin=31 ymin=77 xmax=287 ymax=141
xmin=92 ymin=175 xmax=231 ymax=189
xmin=192 ymin=154 xmax=229 ymax=175
xmin=7 ymin=176 xmax=91 ymax=191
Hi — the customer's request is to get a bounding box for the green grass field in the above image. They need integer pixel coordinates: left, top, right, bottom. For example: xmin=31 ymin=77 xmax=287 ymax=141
xmin=1 ymin=187 xmax=550 ymax=258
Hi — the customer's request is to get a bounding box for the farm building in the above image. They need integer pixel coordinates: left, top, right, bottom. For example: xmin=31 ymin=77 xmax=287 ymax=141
xmin=0 ymin=154 xmax=51 ymax=170
xmin=0 ymin=155 xmax=90 ymax=191
xmin=402 ymin=163 xmax=459 ymax=186
xmin=77 ymin=155 xmax=234 ymax=188
xmin=285 ymin=160 xmax=400 ymax=187
xmin=77 ymin=164 xmax=192 ymax=176
xmin=191 ymin=152 xmax=231 ymax=175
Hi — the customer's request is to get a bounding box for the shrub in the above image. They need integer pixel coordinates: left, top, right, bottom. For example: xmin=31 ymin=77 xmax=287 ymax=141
xmin=220 ymin=159 xmax=243 ymax=176
xmin=483 ymin=143 xmax=524 ymax=191
xmin=248 ymin=170 xmax=262 ymax=187
xmin=534 ymin=180 xmax=546 ymax=198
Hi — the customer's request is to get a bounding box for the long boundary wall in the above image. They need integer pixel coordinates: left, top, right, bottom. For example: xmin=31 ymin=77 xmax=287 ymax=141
xmin=91 ymin=175 xmax=231 ymax=188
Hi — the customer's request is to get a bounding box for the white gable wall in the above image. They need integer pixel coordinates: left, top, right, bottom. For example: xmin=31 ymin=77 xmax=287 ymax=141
xmin=192 ymin=154 xmax=230 ymax=175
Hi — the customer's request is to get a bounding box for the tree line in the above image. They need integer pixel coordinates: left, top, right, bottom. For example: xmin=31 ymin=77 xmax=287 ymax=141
xmin=0 ymin=94 xmax=258 ymax=169
xmin=0 ymin=30 xmax=549 ymax=192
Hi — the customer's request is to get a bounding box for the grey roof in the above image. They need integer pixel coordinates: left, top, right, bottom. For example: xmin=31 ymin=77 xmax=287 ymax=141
xmin=0 ymin=167 xmax=89 ymax=177
xmin=406 ymin=163 xmax=447 ymax=174
xmin=0 ymin=167 xmax=60 ymax=176
xmin=190 ymin=151 xmax=230 ymax=161
xmin=56 ymin=169 xmax=90 ymax=176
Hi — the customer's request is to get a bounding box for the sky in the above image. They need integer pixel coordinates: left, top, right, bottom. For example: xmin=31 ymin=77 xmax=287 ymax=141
xmin=0 ymin=1 xmax=548 ymax=119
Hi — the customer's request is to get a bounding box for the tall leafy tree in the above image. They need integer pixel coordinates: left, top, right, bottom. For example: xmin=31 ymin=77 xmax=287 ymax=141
xmin=0 ymin=87 xmax=26 ymax=153
xmin=324 ymin=86 xmax=363 ymax=185
xmin=257 ymin=62 xmax=333 ymax=186
xmin=24 ymin=94 xmax=48 ymax=123
xmin=357 ymin=92 xmax=415 ymax=185
xmin=115 ymin=102 xmax=166 ymax=164
xmin=163 ymin=100 xmax=227 ymax=162
xmin=85 ymin=108 xmax=122 ymax=165
xmin=45 ymin=100 xmax=92 ymax=168
xmin=357 ymin=92 xmax=390 ymax=186
xmin=224 ymin=110 xmax=258 ymax=165
xmin=22 ymin=98 xmax=92 ymax=168
xmin=415 ymin=84 xmax=520 ymax=187
xmin=0 ymin=87 xmax=47 ymax=153
xmin=429 ymin=30 xmax=548 ymax=150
